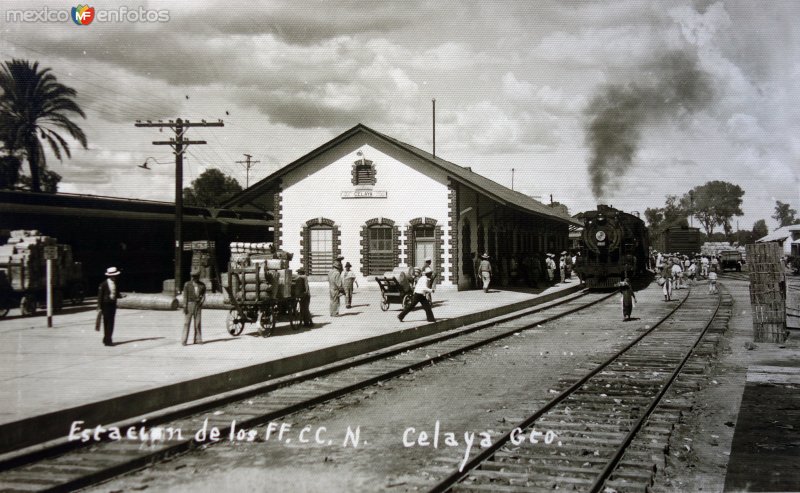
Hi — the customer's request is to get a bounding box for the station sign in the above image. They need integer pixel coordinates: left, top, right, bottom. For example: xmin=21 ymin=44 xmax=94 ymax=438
xmin=183 ymin=240 xmax=216 ymax=251
xmin=341 ymin=190 xmax=388 ymax=199
xmin=44 ymin=246 xmax=59 ymax=260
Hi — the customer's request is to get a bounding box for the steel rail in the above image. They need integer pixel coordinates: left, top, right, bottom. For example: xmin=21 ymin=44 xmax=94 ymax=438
xmin=0 ymin=290 xmax=613 ymax=491
xmin=427 ymin=286 xmax=695 ymax=493
xmin=588 ymin=287 xmax=722 ymax=492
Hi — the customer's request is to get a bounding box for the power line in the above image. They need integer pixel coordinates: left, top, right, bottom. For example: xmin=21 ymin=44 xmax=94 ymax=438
xmin=134 ymin=117 xmax=224 ymax=295
xmin=236 ymin=154 xmax=261 ymax=188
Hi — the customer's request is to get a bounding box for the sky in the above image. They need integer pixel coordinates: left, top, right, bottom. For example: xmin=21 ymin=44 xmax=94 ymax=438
xmin=1 ymin=0 xmax=798 ymax=231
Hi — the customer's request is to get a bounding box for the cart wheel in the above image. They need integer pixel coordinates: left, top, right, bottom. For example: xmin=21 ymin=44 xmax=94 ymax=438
xmin=380 ymin=294 xmax=389 ymax=311
xmin=402 ymin=294 xmax=413 ymax=310
xmin=20 ymin=296 xmax=36 ymax=316
xmin=226 ymin=309 xmax=245 ymax=336
xmin=259 ymin=309 xmax=275 ymax=337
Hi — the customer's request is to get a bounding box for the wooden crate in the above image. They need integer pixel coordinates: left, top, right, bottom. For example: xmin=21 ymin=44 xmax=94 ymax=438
xmin=745 ymin=243 xmax=787 ymax=342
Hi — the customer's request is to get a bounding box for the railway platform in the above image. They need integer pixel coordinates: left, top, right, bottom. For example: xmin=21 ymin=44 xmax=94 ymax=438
xmin=0 ymin=279 xmax=582 ymax=456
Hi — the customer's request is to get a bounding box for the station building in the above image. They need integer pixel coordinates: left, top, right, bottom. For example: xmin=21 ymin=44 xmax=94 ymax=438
xmin=224 ymin=124 xmax=579 ymax=290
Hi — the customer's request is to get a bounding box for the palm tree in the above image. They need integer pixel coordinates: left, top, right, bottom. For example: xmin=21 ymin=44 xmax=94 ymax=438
xmin=0 ymin=59 xmax=86 ymax=192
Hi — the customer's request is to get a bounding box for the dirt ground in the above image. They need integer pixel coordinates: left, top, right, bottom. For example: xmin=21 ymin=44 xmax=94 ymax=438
xmin=87 ymin=285 xmax=689 ymax=493
xmin=656 ymin=277 xmax=800 ymax=493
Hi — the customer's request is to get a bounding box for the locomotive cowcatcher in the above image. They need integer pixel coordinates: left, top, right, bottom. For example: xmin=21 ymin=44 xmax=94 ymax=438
xmin=574 ymin=205 xmax=650 ymax=289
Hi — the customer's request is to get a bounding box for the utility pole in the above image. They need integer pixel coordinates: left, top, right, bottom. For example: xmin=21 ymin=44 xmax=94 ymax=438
xmin=511 ymin=168 xmax=515 ymax=191
xmin=236 ymin=153 xmax=260 ymax=188
xmin=432 ymin=98 xmax=436 ymax=158
xmin=134 ymin=118 xmax=224 ymax=296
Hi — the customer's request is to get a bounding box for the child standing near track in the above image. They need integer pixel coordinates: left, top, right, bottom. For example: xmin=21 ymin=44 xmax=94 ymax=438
xmin=708 ymin=270 xmax=718 ymax=294
xmin=619 ymin=278 xmax=637 ymax=321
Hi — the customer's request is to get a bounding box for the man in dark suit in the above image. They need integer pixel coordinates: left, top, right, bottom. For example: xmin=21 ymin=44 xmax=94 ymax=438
xmin=182 ymin=270 xmax=206 ymax=345
xmin=97 ymin=267 xmax=121 ymax=346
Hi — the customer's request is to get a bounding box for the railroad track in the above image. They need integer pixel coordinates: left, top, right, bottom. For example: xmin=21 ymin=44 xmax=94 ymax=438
xmin=427 ymin=285 xmax=732 ymax=493
xmin=718 ymin=271 xmax=750 ymax=282
xmin=0 ymin=289 xmax=616 ymax=493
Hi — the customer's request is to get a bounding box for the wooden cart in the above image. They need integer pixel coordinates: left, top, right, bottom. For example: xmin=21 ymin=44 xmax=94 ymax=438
xmin=375 ymin=275 xmax=414 ymax=311
xmin=224 ymin=267 xmax=300 ymax=337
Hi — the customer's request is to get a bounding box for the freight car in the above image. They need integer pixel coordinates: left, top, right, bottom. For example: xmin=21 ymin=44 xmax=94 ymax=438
xmin=574 ymin=205 xmax=650 ymax=289
xmin=663 ymin=226 xmax=702 ymax=256
xmin=0 ymin=190 xmax=272 ymax=293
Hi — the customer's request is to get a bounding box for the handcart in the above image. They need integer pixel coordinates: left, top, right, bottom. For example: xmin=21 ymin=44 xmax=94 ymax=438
xmin=375 ymin=267 xmax=437 ymax=311
xmin=224 ymin=264 xmax=300 ymax=337
xmin=375 ymin=275 xmax=414 ymax=311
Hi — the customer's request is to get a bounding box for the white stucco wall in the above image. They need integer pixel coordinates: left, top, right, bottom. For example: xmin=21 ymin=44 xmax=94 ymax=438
xmin=279 ymin=133 xmax=453 ymax=286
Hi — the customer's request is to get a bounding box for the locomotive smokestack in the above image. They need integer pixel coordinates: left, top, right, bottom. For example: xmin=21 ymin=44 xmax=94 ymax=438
xmin=584 ymin=51 xmax=713 ymax=199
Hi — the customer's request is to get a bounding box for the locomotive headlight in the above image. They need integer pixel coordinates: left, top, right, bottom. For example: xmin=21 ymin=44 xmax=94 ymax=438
xmin=595 ymin=230 xmax=607 ymax=242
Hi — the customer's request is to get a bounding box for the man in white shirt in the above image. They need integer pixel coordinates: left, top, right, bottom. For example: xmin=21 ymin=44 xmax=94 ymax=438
xmin=671 ymin=261 xmax=684 ymax=289
xmin=343 ymin=262 xmax=358 ymax=309
xmin=397 ymin=268 xmax=436 ymax=323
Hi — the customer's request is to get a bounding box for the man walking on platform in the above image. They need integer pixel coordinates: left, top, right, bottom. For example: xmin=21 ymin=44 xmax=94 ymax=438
xmin=397 ymin=268 xmax=436 ymax=323
xmin=97 ymin=267 xmax=122 ymax=346
xmin=296 ymin=267 xmax=313 ymax=327
xmin=182 ymin=270 xmax=206 ymax=345
xmin=478 ymin=253 xmax=492 ymax=292
xmin=328 ymin=256 xmax=345 ymax=316
xmin=343 ymin=262 xmax=358 ymax=308
xmin=546 ymin=253 xmax=556 ymax=283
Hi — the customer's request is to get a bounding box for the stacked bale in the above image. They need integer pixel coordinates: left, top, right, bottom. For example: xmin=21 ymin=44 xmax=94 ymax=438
xmin=226 ymin=243 xmax=293 ymax=304
xmin=1 ymin=230 xmax=57 ymax=291
xmin=746 ymin=243 xmax=788 ymax=343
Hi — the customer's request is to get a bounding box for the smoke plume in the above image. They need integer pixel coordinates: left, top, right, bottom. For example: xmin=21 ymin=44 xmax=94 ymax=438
xmin=585 ymin=51 xmax=713 ymax=198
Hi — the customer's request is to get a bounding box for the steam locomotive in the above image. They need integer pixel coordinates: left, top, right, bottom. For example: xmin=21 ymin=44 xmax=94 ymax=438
xmin=574 ymin=205 xmax=650 ymax=289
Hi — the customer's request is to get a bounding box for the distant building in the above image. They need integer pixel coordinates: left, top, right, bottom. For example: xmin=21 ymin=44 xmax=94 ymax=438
xmin=756 ymin=225 xmax=800 ymax=256
xmin=224 ymin=124 xmax=580 ymax=289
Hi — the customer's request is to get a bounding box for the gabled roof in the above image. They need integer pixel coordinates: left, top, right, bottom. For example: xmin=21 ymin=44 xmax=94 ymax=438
xmin=224 ymin=124 xmax=580 ymax=227
xmin=757 ymin=224 xmax=800 ymax=243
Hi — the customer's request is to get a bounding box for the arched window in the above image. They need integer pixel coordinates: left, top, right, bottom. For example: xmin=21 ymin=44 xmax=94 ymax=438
xmin=408 ymin=217 xmax=442 ymax=279
xmin=361 ymin=218 xmax=398 ymax=275
xmin=302 ymin=217 xmax=339 ymax=275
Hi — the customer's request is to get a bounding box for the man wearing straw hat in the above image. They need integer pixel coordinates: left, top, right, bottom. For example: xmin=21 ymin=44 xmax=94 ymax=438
xmin=182 ymin=269 xmax=206 ymax=345
xmin=97 ymin=267 xmax=122 ymax=346
xmin=328 ymin=255 xmax=345 ymax=316
xmin=478 ymin=253 xmax=492 ymax=293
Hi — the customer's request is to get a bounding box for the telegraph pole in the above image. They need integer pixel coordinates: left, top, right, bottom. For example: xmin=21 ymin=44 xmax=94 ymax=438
xmin=236 ymin=153 xmax=260 ymax=188
xmin=134 ymin=118 xmax=224 ymax=296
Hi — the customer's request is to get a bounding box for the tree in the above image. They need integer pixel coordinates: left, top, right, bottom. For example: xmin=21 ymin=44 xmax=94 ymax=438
xmin=734 ymin=229 xmax=755 ymax=245
xmin=752 ymin=219 xmax=768 ymax=240
xmin=0 ymin=59 xmax=86 ymax=192
xmin=0 ymin=155 xmax=21 ymax=189
xmin=644 ymin=207 xmax=664 ymax=229
xmin=17 ymin=169 xmax=61 ymax=193
xmin=772 ymin=200 xmax=799 ymax=228
xmin=685 ymin=181 xmax=744 ymax=235
xmin=183 ymin=168 xmax=242 ymax=208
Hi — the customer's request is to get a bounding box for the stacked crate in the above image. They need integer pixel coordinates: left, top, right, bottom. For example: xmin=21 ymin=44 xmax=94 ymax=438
xmin=746 ymin=243 xmax=788 ymax=343
xmin=190 ymin=246 xmax=217 ymax=290
xmin=0 ymin=230 xmax=56 ymax=291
